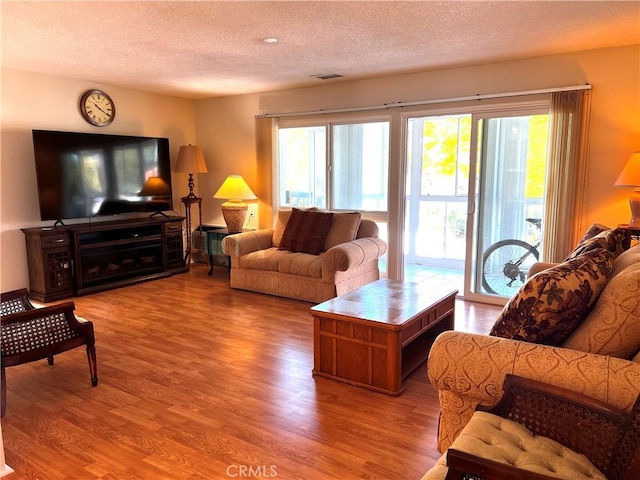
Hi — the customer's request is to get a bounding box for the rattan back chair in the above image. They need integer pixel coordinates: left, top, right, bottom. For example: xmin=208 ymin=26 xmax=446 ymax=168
xmin=444 ymin=374 xmax=640 ymax=480
xmin=0 ymin=288 xmax=98 ymax=416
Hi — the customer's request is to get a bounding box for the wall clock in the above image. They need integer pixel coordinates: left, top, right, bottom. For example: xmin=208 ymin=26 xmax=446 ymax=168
xmin=80 ymin=89 xmax=115 ymax=126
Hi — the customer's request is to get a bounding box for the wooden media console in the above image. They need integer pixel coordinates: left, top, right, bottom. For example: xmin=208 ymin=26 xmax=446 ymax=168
xmin=22 ymin=216 xmax=187 ymax=302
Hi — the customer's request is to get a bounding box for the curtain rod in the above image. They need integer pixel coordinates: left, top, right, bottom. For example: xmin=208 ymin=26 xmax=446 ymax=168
xmin=255 ymin=84 xmax=591 ymax=119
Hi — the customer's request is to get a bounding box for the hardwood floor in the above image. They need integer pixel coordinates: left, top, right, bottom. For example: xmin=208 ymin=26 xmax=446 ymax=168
xmin=1 ymin=266 xmax=500 ymax=480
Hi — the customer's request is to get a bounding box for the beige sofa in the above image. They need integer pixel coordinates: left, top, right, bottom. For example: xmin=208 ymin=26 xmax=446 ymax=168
xmin=221 ymin=209 xmax=387 ymax=303
xmin=426 ymin=234 xmax=640 ymax=466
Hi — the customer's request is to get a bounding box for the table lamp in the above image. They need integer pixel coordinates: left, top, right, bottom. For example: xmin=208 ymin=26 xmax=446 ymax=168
xmin=213 ymin=175 xmax=257 ymax=233
xmin=139 ymin=176 xmax=171 ymax=197
xmin=175 ymin=145 xmax=208 ymax=199
xmin=615 ymin=151 xmax=640 ymax=227
xmin=138 ymin=176 xmax=172 ymax=218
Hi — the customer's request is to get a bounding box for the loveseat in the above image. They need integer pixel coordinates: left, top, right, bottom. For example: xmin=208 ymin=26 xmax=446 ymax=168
xmin=425 ymin=225 xmax=640 ymax=475
xmin=221 ymin=208 xmax=387 ymax=303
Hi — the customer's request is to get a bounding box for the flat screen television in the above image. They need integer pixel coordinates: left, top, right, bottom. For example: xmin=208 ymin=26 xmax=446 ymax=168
xmin=32 ymin=130 xmax=173 ymax=222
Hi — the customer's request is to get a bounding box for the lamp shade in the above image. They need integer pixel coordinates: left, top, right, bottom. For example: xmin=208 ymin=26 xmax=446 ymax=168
xmin=213 ymin=175 xmax=257 ymax=201
xmin=175 ymin=145 xmax=208 ymax=174
xmin=138 ymin=176 xmax=171 ymax=196
xmin=615 ymin=152 xmax=640 ymax=187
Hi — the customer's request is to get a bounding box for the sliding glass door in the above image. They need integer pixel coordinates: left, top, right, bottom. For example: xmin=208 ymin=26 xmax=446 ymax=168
xmin=405 ymin=115 xmax=470 ymax=282
xmin=470 ymin=111 xmax=549 ymax=300
xmin=404 ymin=107 xmax=549 ymax=302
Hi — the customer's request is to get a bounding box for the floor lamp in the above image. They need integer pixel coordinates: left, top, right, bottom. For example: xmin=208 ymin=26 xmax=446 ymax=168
xmin=175 ymin=145 xmax=208 ymax=267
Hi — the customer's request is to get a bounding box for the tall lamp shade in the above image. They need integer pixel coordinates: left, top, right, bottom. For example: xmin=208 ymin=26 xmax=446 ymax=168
xmin=175 ymin=145 xmax=208 ymax=199
xmin=213 ymin=175 xmax=257 ymax=233
xmin=615 ymin=152 xmax=640 ymax=228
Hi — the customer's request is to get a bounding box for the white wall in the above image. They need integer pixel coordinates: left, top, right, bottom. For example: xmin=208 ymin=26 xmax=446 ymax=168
xmin=0 ymin=68 xmax=197 ymax=292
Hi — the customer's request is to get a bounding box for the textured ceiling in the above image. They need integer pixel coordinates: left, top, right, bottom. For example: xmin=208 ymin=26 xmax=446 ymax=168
xmin=2 ymin=1 xmax=639 ymax=99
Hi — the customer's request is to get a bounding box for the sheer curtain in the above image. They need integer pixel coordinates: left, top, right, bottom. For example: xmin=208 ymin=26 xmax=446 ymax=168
xmin=542 ymin=89 xmax=592 ymax=262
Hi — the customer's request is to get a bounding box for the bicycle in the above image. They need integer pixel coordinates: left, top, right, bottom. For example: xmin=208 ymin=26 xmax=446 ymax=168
xmin=482 ymin=218 xmax=542 ymax=296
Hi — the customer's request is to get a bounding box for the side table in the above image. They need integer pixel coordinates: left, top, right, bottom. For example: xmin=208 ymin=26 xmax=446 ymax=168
xmin=201 ymin=226 xmax=232 ymax=275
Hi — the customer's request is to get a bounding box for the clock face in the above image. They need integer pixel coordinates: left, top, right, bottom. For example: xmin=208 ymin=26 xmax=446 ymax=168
xmin=80 ymin=89 xmax=115 ymax=126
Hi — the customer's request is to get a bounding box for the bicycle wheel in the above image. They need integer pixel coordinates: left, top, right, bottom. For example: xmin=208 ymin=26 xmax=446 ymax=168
xmin=482 ymin=239 xmax=539 ymax=296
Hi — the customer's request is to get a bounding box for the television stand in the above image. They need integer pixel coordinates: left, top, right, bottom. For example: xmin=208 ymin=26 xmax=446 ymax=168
xmin=22 ymin=216 xmax=187 ymax=302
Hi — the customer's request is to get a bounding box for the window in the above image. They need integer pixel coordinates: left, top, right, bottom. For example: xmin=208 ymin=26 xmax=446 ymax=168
xmin=278 ymin=126 xmax=326 ymax=208
xmin=271 ymin=92 xmax=585 ymax=292
xmin=331 ymin=122 xmax=389 ymax=211
xmin=277 ymin=120 xmax=389 ymax=213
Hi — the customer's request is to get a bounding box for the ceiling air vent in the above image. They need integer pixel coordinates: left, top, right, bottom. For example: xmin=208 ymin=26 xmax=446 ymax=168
xmin=311 ymin=73 xmax=344 ymax=80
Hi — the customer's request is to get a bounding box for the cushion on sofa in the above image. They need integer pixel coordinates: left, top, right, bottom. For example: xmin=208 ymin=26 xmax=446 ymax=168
xmin=273 ymin=208 xmax=321 ymax=247
xmin=237 ymin=247 xmax=289 ymax=271
xmin=563 ymin=266 xmax=640 ymax=359
xmin=611 ymin=243 xmax=640 ymax=278
xmin=565 ymin=227 xmax=627 ymax=260
xmin=278 ymin=208 xmax=334 ymax=255
xmin=578 ymin=223 xmax=611 ymax=243
xmin=356 ymin=219 xmax=379 ymax=239
xmin=273 ymin=210 xmax=293 ymax=247
xmin=323 ymin=211 xmax=361 ymax=251
xmin=489 ymin=248 xmax=614 ymax=346
xmin=422 ymin=411 xmax=606 ymax=480
xmin=277 ymin=252 xmax=323 ymax=278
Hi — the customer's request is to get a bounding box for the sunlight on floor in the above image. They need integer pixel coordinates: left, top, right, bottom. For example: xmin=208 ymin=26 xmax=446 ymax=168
xmin=404 ymin=264 xmax=464 ymax=293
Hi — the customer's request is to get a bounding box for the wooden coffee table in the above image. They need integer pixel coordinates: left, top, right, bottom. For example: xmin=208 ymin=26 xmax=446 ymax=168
xmin=310 ymin=279 xmax=457 ymax=395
